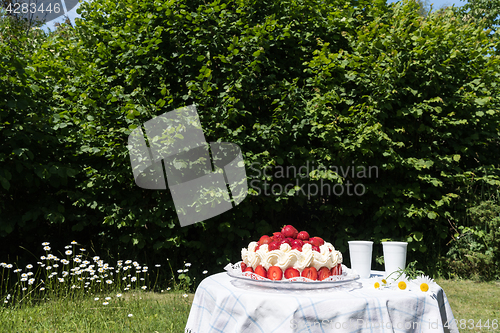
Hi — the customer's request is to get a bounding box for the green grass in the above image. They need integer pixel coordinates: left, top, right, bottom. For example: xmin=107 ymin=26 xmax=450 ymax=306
xmin=436 ymin=278 xmax=500 ymax=333
xmin=0 ymin=291 xmax=194 ymax=332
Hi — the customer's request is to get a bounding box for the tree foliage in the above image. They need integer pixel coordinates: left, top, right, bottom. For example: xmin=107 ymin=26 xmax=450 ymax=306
xmin=1 ymin=0 xmax=499 ymax=278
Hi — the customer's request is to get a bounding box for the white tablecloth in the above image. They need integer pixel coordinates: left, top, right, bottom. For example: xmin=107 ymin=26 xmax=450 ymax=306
xmin=185 ymin=271 xmax=459 ymax=333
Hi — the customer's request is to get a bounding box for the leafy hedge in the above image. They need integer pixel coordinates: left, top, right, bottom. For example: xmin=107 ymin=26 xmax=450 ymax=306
xmin=1 ymin=0 xmax=499 ymax=279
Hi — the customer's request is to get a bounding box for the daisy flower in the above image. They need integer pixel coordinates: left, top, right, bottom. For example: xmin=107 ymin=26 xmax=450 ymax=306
xmin=371 ymin=277 xmax=387 ymax=289
xmin=43 ymin=246 xmax=51 ymax=251
xmin=26 ymin=264 xmax=33 ymax=269
xmin=185 ymin=263 xmax=191 ymax=267
xmin=105 ymin=297 xmax=111 ymax=300
xmin=141 ymin=286 xmax=147 ymax=290
xmin=393 ymin=275 xmax=409 ymax=291
xmin=42 ymin=242 xmax=50 ymax=246
xmin=103 ymin=302 xmax=109 ymax=305
xmin=128 ymin=314 xmax=133 ymax=317
xmin=202 ymin=270 xmax=208 ymax=274
xmin=71 ymin=240 xmax=77 ymax=244
xmin=412 ymin=275 xmax=438 ymax=293
xmin=65 ymin=250 xmax=72 ymax=255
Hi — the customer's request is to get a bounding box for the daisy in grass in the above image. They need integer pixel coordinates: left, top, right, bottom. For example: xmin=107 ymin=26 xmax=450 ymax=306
xmin=412 ymin=275 xmax=438 ymax=293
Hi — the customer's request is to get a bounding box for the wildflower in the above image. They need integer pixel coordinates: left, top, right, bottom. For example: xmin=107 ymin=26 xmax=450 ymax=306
xmin=412 ymin=275 xmax=437 ymax=293
xmin=141 ymin=286 xmax=147 ymax=290
xmin=14 ymin=269 xmax=22 ymax=273
xmin=46 ymin=266 xmax=52 ymax=270
xmin=125 ymin=260 xmax=132 ymax=265
xmin=65 ymin=250 xmax=72 ymax=256
xmin=128 ymin=314 xmax=133 ymax=317
xmin=183 ymin=269 xmax=189 ymax=273
xmin=94 ymin=297 xmax=99 ymax=301
xmin=43 ymin=246 xmax=51 ymax=251
xmin=74 ymin=258 xmax=81 ymax=263
xmin=71 ymin=240 xmax=77 ymax=244
xmin=392 ymin=275 xmax=409 ymax=291
xmin=155 ymin=264 xmax=161 ymax=268
xmin=5 ymin=264 xmax=13 ymax=269
xmin=40 ymin=256 xmax=46 ymax=260
xmin=42 ymin=242 xmax=50 ymax=246
xmin=167 ymin=287 xmax=171 ymax=291
xmin=185 ymin=263 xmax=191 ymax=267
xmin=21 ymin=278 xmax=28 ymax=282
xmin=131 ymin=277 xmax=137 ymax=282
xmin=105 ymin=297 xmax=111 ymax=300
xmin=80 ymin=248 xmax=86 ymax=252
xmin=22 ymin=287 xmax=27 ymax=291
xmin=177 ymin=269 xmax=183 ymax=273
xmin=65 ymin=245 xmax=71 ymax=249
xmin=58 ymin=278 xmax=64 ymax=283
xmin=28 ymin=278 xmax=35 ymax=285
xmin=26 ymin=264 xmax=33 ymax=269
xmin=103 ymin=302 xmax=109 ymax=305
xmin=106 ymin=280 xmax=112 ymax=284
xmin=61 ymin=259 xmax=70 ymax=265
xmin=40 ymin=287 xmax=45 ymax=291
xmin=116 ymin=294 xmax=122 ymax=297
xmin=93 ymin=256 xmax=100 ymax=261
xmin=53 ymin=264 xmax=59 ymax=268
xmin=183 ymin=294 xmax=188 ymax=298
xmin=202 ymin=270 xmax=208 ymax=274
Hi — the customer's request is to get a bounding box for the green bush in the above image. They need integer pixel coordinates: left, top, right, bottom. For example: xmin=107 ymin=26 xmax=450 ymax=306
xmin=444 ymin=200 xmax=500 ymax=280
xmin=1 ymin=0 xmax=499 ymax=280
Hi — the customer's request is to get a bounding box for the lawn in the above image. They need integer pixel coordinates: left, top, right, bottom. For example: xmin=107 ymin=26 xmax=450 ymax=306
xmin=0 ymin=279 xmax=498 ymax=332
xmin=436 ymin=278 xmax=500 ymax=333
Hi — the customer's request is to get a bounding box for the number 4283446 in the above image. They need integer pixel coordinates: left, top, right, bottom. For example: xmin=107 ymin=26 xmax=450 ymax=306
xmin=6 ymin=2 xmax=61 ymax=14
xmin=446 ymin=319 xmax=498 ymax=330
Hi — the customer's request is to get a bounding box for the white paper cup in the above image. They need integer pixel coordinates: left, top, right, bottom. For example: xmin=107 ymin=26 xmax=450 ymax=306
xmin=348 ymin=241 xmax=373 ymax=279
xmin=382 ymin=241 xmax=408 ymax=279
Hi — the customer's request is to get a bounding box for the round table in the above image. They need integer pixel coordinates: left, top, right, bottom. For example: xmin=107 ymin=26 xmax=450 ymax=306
xmin=185 ymin=271 xmax=458 ymax=333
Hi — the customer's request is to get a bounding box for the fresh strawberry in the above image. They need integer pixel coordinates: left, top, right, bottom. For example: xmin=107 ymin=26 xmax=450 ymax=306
xmin=311 ymin=245 xmax=320 ymax=252
xmin=318 ymin=267 xmax=331 ymax=281
xmin=301 ymin=267 xmax=318 ymax=281
xmin=258 ymin=235 xmax=272 ymax=245
xmin=291 ymin=239 xmax=303 ymax=248
xmin=303 ymin=240 xmax=311 ymax=245
xmin=268 ymin=241 xmax=281 ymax=251
xmin=272 ymin=232 xmax=284 ymax=243
xmin=283 ymin=237 xmax=294 ymax=245
xmin=310 ymin=237 xmax=324 ymax=247
xmin=331 ymin=263 xmax=342 ymax=275
xmin=255 ymin=244 xmax=260 ymax=251
xmin=244 ymin=267 xmax=254 ymax=273
xmin=291 ymin=245 xmax=302 ymax=251
xmin=255 ymin=265 xmax=267 ymax=278
xmin=297 ymin=231 xmax=309 ymax=241
xmin=241 ymin=262 xmax=247 ymax=272
xmin=284 ymin=267 xmax=300 ymax=279
xmin=281 ymin=225 xmax=298 ymax=239
xmin=268 ymin=266 xmax=283 ymax=281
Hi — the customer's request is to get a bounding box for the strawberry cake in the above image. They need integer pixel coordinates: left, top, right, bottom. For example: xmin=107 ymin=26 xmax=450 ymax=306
xmin=240 ymin=225 xmax=343 ymax=281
